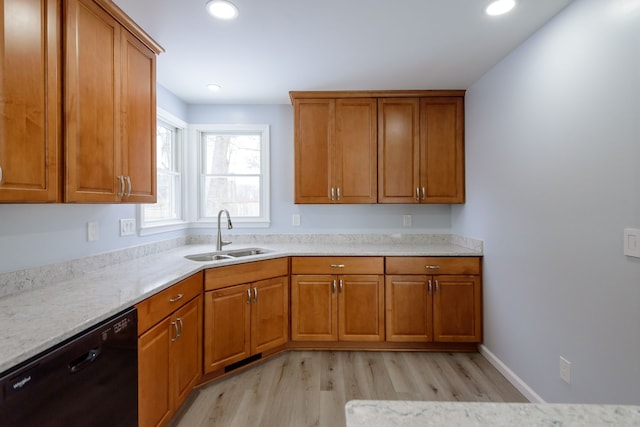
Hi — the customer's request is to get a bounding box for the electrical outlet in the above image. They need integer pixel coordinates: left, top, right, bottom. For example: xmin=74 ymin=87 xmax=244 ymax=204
xmin=119 ymin=219 xmax=136 ymax=236
xmin=87 ymin=221 xmax=99 ymax=241
xmin=560 ymin=356 xmax=571 ymax=384
xmin=624 ymin=228 xmax=640 ymax=257
xmin=403 ymin=215 xmax=412 ymax=227
xmin=292 ymin=214 xmax=300 ymax=226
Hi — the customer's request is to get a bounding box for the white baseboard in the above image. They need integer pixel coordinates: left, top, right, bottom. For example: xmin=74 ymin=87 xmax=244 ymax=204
xmin=479 ymin=344 xmax=546 ymax=403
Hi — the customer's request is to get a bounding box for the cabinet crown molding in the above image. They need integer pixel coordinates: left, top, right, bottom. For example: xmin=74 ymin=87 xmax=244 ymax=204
xmin=289 ymin=90 xmax=466 ymax=103
xmin=92 ymin=0 xmax=165 ymax=54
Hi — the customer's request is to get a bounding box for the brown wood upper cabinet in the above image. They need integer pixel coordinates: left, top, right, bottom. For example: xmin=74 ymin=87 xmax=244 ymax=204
xmin=291 ymin=90 xmax=464 ymax=204
xmin=378 ymin=97 xmax=465 ymax=203
xmin=0 ymin=0 xmax=61 ymax=202
xmin=293 ymin=97 xmax=377 ymax=204
xmin=64 ymin=0 xmax=162 ymax=202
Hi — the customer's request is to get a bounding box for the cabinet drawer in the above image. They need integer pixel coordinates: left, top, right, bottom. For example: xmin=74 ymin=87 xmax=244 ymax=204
xmin=205 ymin=258 xmax=289 ymax=291
xmin=291 ymin=256 xmax=384 ymax=275
xmin=136 ymin=272 xmax=203 ymax=334
xmin=385 ymin=257 xmax=481 ymax=275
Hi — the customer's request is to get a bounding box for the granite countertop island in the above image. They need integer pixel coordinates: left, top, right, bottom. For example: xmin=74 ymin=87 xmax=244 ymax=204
xmin=0 ymin=233 xmax=482 ymax=374
xmin=345 ymin=400 xmax=640 ymax=426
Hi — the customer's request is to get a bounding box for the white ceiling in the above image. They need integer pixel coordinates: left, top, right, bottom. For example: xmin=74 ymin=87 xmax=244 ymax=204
xmin=112 ymin=0 xmax=573 ymax=105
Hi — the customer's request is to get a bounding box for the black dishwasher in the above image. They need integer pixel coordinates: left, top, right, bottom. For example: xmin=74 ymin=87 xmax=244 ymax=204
xmin=0 ymin=307 xmax=138 ymax=427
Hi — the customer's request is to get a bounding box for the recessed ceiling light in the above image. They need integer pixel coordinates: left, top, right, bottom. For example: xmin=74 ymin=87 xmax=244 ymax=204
xmin=206 ymin=0 xmax=239 ymax=20
xmin=207 ymin=84 xmax=222 ymax=91
xmin=485 ymin=0 xmax=516 ymax=16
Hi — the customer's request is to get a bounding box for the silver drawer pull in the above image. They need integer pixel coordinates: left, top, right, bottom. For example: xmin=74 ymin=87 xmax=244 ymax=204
xmin=330 ymin=264 xmax=345 ymax=268
xmin=0 ymin=165 xmax=3 ymax=183
xmin=425 ymin=265 xmax=441 ymax=269
xmin=169 ymin=293 xmax=184 ymax=303
xmin=253 ymin=287 xmax=258 ymax=303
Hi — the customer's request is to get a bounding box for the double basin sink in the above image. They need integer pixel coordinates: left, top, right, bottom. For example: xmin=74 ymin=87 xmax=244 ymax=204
xmin=184 ymin=248 xmax=271 ymax=262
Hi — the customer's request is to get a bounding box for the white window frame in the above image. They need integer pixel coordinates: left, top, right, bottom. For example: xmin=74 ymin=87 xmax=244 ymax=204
xmin=188 ymin=124 xmax=270 ymax=228
xmin=138 ymin=108 xmax=188 ymax=235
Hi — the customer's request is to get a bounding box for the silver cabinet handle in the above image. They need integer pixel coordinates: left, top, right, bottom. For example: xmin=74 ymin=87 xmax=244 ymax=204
xmin=330 ymin=187 xmax=335 ymax=201
xmin=421 ymin=187 xmax=426 ymax=201
xmin=171 ymin=321 xmax=178 ymax=342
xmin=247 ymin=288 xmax=251 ymax=304
xmin=339 ymin=279 xmax=343 ymax=293
xmin=435 ymin=280 xmax=439 ymax=293
xmin=0 ymin=165 xmax=3 ymax=183
xmin=425 ymin=265 xmax=440 ymax=270
xmin=117 ymin=176 xmax=125 ymax=196
xmin=125 ymin=176 xmax=132 ymax=197
xmin=330 ymin=264 xmax=345 ymax=268
xmin=332 ymin=279 xmax=337 ymax=293
xmin=253 ymin=287 xmax=258 ymax=303
xmin=428 ymin=279 xmax=432 ymax=294
xmin=415 ymin=187 xmax=420 ymax=201
xmin=337 ymin=187 xmax=341 ymax=200
xmin=176 ymin=318 xmax=183 ymax=338
xmin=169 ymin=293 xmax=184 ymax=303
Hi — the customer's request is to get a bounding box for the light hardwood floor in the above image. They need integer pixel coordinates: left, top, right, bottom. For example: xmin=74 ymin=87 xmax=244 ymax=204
xmin=169 ymin=351 xmax=527 ymax=427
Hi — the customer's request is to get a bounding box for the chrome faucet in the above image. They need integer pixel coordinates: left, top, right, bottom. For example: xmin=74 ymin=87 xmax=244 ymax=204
xmin=216 ymin=209 xmax=233 ymax=251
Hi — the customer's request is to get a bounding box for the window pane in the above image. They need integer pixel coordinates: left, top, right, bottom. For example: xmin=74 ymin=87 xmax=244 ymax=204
xmin=157 ymin=124 xmax=174 ymax=171
xmin=203 ymin=134 xmax=260 ymax=175
xmin=146 ymin=174 xmax=179 ymax=221
xmin=203 ymin=176 xmax=260 ymax=218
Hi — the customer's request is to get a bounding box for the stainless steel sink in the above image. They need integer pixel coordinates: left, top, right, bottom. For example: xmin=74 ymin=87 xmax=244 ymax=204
xmin=184 ymin=248 xmax=270 ymax=262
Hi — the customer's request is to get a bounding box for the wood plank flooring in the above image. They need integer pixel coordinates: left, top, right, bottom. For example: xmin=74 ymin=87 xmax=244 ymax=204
xmin=169 ymin=351 xmax=527 ymax=427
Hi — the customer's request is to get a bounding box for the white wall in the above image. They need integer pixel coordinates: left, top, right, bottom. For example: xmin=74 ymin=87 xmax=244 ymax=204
xmin=452 ymin=0 xmax=640 ymax=404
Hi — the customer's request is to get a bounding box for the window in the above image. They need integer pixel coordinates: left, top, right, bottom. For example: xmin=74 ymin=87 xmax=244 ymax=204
xmin=197 ymin=124 xmax=270 ymax=227
xmin=140 ymin=109 xmax=186 ymax=233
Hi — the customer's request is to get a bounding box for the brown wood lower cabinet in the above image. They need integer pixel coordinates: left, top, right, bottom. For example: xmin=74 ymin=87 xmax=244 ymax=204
xmin=203 ymin=259 xmax=289 ymax=374
xmin=291 ymin=257 xmax=385 ymax=342
xmin=137 ymin=272 xmax=203 ymax=427
xmin=385 ymin=257 xmax=482 ymax=343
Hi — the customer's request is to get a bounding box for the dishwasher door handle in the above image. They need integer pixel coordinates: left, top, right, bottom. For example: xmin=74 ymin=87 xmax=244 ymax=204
xmin=68 ymin=347 xmax=102 ymax=373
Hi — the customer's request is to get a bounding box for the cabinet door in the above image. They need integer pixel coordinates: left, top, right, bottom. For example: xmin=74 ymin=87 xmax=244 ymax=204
xmin=251 ymin=276 xmax=289 ymax=354
xmin=433 ymin=275 xmax=482 ymax=342
xmin=377 ymin=98 xmax=420 ymax=203
xmin=335 ymin=98 xmax=377 ymax=203
xmin=385 ymin=275 xmax=432 ymax=342
xmin=420 ymin=97 xmax=464 ymax=203
xmin=203 ymin=284 xmax=251 ymax=373
xmin=294 ymin=98 xmax=334 ymax=203
xmin=0 ymin=0 xmax=60 ymax=202
xmin=338 ymin=275 xmax=384 ymax=341
xmin=121 ymin=29 xmax=156 ymax=203
xmin=291 ymin=275 xmax=337 ymax=341
xmin=64 ymin=0 xmax=121 ymax=202
xmin=173 ymin=296 xmax=202 ymax=409
xmin=138 ymin=317 xmax=172 ymax=427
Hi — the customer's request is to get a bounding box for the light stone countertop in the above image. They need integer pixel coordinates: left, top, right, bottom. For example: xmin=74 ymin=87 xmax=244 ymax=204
xmin=0 ymin=233 xmax=482 ymax=374
xmin=345 ymin=400 xmax=640 ymax=426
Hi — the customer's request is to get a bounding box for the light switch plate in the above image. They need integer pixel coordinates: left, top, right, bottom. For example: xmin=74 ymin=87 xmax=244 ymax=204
xmin=624 ymin=228 xmax=640 ymax=258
